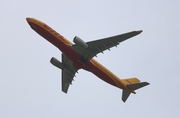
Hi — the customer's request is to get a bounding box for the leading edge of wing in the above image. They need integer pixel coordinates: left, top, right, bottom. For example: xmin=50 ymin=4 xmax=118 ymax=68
xmin=72 ymin=30 xmax=143 ymax=61
xmin=86 ymin=30 xmax=143 ymax=46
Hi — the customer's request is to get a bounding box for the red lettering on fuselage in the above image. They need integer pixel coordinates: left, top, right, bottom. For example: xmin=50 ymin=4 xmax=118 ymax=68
xmin=42 ymin=24 xmax=65 ymax=41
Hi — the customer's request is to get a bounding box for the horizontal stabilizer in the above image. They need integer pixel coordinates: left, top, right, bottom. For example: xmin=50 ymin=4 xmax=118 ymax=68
xmin=122 ymin=82 xmax=149 ymax=102
xmin=122 ymin=90 xmax=131 ymax=102
xmin=127 ymin=82 xmax=150 ymax=90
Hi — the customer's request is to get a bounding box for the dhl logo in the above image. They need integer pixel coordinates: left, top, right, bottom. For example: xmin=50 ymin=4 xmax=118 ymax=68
xmin=43 ymin=24 xmax=66 ymax=41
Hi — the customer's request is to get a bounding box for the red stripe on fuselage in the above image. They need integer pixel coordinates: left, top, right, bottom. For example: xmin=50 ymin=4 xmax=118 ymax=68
xmin=27 ymin=19 xmax=120 ymax=88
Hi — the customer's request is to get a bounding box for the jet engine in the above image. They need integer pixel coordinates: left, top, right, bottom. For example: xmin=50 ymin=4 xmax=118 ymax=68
xmin=50 ymin=57 xmax=64 ymax=69
xmin=73 ymin=36 xmax=88 ymax=48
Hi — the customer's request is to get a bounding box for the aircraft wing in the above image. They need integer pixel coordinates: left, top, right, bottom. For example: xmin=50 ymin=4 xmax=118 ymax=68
xmin=61 ymin=54 xmax=78 ymax=93
xmin=72 ymin=30 xmax=142 ymax=61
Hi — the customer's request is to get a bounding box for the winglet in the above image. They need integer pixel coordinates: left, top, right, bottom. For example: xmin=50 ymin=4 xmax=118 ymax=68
xmin=137 ymin=30 xmax=143 ymax=34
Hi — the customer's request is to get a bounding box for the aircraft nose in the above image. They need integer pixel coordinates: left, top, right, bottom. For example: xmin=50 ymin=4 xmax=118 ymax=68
xmin=26 ymin=17 xmax=30 ymax=22
xmin=26 ymin=17 xmax=32 ymax=22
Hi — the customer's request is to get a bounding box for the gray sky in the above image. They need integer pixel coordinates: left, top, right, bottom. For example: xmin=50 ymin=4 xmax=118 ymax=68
xmin=1 ymin=0 xmax=180 ymax=118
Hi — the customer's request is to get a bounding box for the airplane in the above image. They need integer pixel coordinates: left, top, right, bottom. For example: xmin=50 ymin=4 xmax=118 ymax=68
xmin=26 ymin=17 xmax=149 ymax=102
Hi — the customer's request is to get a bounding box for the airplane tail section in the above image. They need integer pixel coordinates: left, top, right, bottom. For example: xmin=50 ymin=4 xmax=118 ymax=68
xmin=122 ymin=77 xmax=140 ymax=85
xmin=122 ymin=78 xmax=149 ymax=102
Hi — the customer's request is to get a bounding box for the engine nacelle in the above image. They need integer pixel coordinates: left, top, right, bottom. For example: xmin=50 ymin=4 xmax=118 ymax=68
xmin=73 ymin=36 xmax=88 ymax=48
xmin=50 ymin=57 xmax=64 ymax=69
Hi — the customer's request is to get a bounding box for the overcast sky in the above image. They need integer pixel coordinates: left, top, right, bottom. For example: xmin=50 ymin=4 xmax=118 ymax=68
xmin=1 ymin=0 xmax=180 ymax=118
